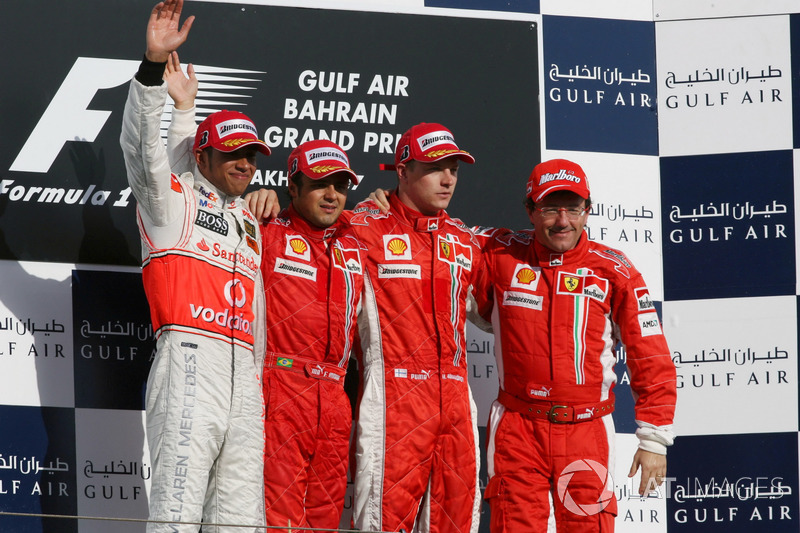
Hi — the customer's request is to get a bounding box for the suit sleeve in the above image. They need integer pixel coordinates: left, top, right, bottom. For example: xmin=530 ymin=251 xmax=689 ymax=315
xmin=120 ymin=77 xmax=185 ymax=229
xmin=612 ymin=271 xmax=677 ymax=454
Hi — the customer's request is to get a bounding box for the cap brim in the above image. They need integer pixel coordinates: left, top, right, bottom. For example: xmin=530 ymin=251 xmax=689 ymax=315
xmin=215 ymin=138 xmax=272 ymax=156
xmin=424 ymin=150 xmax=475 ymax=165
xmin=305 ymin=166 xmax=360 ymax=185
xmin=532 ymin=184 xmax=590 ymax=202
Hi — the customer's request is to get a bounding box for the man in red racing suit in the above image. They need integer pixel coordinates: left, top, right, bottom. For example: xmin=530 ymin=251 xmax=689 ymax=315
xmin=472 ymin=159 xmax=677 ymax=532
xmin=120 ymin=2 xmax=268 ymax=531
xmin=348 ymin=123 xmax=482 ymax=533
xmin=259 ymin=140 xmax=364 ymax=531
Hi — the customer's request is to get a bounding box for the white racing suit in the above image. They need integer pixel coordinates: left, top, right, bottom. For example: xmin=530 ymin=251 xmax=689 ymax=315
xmin=121 ymin=77 xmax=265 ymax=533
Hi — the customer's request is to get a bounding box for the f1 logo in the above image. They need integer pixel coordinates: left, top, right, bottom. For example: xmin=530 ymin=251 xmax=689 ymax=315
xmin=11 ymin=57 xmax=140 ymax=174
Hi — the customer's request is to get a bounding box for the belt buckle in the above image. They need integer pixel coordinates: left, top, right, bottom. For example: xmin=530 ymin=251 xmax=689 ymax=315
xmin=547 ymin=405 xmax=570 ymax=424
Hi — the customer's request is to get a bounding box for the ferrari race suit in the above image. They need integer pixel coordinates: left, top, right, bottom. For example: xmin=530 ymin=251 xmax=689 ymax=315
xmin=121 ymin=76 xmax=266 ymax=532
xmin=472 ymin=229 xmax=676 ymax=532
xmin=260 ymin=205 xmax=364 ymax=531
xmin=347 ymin=194 xmax=482 ymax=533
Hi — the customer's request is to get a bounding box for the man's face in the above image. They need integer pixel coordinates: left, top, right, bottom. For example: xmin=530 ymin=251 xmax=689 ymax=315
xmin=196 ymin=146 xmax=259 ymax=198
xmin=396 ymin=156 xmax=459 ymax=216
xmin=527 ymin=190 xmax=589 ymax=253
xmin=289 ymin=173 xmax=350 ymax=229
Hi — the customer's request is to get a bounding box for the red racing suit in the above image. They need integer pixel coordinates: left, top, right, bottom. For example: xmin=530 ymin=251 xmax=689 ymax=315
xmin=472 ymin=229 xmax=676 ymax=532
xmin=346 ymin=195 xmax=482 ymax=533
xmin=259 ymin=205 xmax=364 ymax=531
xmin=121 ymin=79 xmax=266 ymax=532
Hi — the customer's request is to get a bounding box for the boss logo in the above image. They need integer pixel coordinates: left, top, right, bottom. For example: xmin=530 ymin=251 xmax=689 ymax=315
xmin=195 ymin=210 xmax=229 ymax=236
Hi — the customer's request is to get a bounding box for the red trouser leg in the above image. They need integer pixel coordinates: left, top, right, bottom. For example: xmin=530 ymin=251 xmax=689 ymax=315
xmin=303 ymin=382 xmax=352 ymax=531
xmin=485 ymin=401 xmax=617 ymax=533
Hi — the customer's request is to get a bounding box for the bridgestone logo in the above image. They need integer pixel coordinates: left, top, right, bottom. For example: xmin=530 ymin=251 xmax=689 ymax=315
xmin=217 ymin=119 xmax=257 ymax=137
xmin=307 ymin=147 xmax=348 ymax=164
xmin=503 ymin=291 xmax=543 ymax=311
xmin=378 ymin=264 xmax=421 ymax=279
xmin=274 ymin=257 xmax=317 ymax=281
xmin=418 ymin=131 xmax=455 ymax=150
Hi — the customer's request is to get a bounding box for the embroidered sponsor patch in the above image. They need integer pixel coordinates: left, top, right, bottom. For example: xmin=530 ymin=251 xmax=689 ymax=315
xmin=557 ymin=271 xmax=609 ymax=302
xmin=243 ymin=219 xmax=257 ymax=239
xmin=635 ymin=287 xmax=655 ymax=311
xmin=437 ymin=235 xmax=472 ymax=270
xmin=195 ymin=209 xmax=229 ymax=236
xmin=285 ymin=235 xmax=311 ymax=261
xmin=246 ymin=236 xmax=259 ymax=255
xmin=528 ymin=384 xmax=552 ymax=398
xmin=638 ymin=311 xmax=663 ymax=337
xmin=510 ymin=264 xmax=541 ymax=291
xmin=502 ymin=291 xmax=544 ymax=311
xmin=383 ymin=234 xmax=412 ymax=260
xmin=332 ymin=246 xmax=363 ymax=275
xmin=274 ymin=257 xmax=317 ymax=281
xmin=377 ymin=264 xmax=422 ymax=279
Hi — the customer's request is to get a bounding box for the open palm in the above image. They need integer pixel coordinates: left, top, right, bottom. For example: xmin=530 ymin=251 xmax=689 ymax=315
xmin=146 ymin=0 xmax=194 ymax=63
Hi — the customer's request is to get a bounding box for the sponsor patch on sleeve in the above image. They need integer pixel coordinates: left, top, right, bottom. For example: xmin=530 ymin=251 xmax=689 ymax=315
xmin=635 ymin=287 xmax=655 ymax=311
xmin=638 ymin=311 xmax=662 ymax=337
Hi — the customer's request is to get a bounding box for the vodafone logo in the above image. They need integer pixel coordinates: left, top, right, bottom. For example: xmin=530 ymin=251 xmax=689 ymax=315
xmin=556 ymin=459 xmax=614 ymax=516
xmin=224 ymin=279 xmax=246 ymax=308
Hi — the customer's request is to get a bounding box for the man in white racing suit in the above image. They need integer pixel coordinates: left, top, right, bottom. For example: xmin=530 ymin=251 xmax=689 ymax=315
xmin=120 ymin=1 xmax=268 ymax=530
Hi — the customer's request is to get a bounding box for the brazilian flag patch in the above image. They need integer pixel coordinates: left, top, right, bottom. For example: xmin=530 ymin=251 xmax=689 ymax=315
xmin=277 ymin=357 xmax=293 ymax=368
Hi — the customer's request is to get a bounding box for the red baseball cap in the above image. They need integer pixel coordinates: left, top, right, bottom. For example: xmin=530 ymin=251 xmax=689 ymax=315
xmin=288 ymin=140 xmax=360 ymax=185
xmin=193 ymin=110 xmax=271 ymax=156
xmin=381 ymin=122 xmax=475 ymax=171
xmin=526 ymin=159 xmax=590 ymax=202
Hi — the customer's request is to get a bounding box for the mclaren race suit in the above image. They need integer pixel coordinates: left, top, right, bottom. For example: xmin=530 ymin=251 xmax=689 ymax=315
xmin=121 ymin=77 xmax=266 ymax=532
xmin=473 ymin=229 xmax=676 ymax=532
xmin=260 ymin=205 xmax=364 ymax=531
xmin=347 ymin=194 xmax=482 ymax=533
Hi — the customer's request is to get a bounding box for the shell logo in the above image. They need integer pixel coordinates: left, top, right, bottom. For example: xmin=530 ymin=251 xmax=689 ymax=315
xmin=387 ymin=238 xmax=408 ymax=256
xmin=515 ymin=267 xmax=537 ymax=285
xmin=289 ymin=238 xmax=308 ymax=255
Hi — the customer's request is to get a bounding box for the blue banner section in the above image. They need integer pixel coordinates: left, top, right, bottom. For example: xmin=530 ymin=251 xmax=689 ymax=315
xmin=0 ymin=406 xmax=77 ymax=532
xmin=661 ymin=150 xmax=795 ymax=301
xmin=425 ymin=0 xmax=539 ymax=13
xmin=543 ymin=16 xmax=658 ymax=155
xmin=792 ymin=14 xmax=800 ymax=148
xmin=72 ymin=270 xmax=154 ymax=410
xmin=666 ymin=432 xmax=800 ymax=531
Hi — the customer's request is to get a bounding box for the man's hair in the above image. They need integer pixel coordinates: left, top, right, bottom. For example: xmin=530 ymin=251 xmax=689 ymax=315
xmin=286 ymin=172 xmax=304 ymax=201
